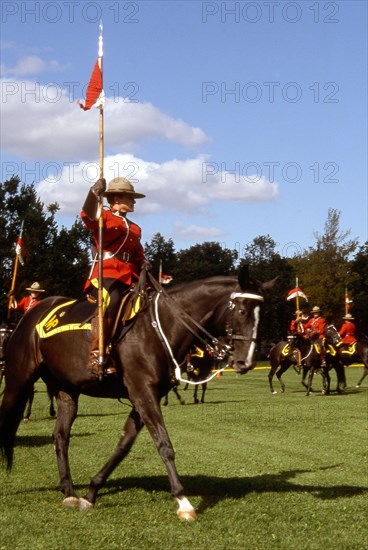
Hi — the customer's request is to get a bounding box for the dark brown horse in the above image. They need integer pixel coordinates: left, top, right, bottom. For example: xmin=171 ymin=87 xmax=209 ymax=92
xmin=0 ymin=267 xmax=276 ymax=519
xmin=268 ymin=334 xmax=332 ymax=396
xmin=324 ymin=325 xmax=368 ymax=388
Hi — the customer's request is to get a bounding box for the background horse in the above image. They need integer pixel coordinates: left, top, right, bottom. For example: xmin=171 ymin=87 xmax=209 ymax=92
xmin=268 ymin=333 xmax=330 ymax=396
xmin=163 ymin=343 xmax=220 ymax=406
xmin=325 ymin=325 xmax=368 ymax=388
xmin=0 ymin=267 xmax=276 ymax=520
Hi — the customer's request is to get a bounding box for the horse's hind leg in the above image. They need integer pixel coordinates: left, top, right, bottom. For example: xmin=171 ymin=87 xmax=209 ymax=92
xmin=52 ymin=390 xmax=80 ymax=506
xmin=23 ymin=385 xmax=35 ymax=421
xmin=356 ymin=366 xmax=368 ymax=388
xmin=80 ymin=407 xmax=145 ymax=508
xmin=0 ymin=381 xmax=35 ymax=469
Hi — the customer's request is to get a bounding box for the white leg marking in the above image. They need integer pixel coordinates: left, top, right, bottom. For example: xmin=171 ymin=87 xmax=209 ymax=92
xmin=176 ymin=496 xmax=197 ymax=521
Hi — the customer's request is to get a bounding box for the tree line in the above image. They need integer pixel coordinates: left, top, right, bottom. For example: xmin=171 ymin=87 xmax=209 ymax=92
xmin=1 ymin=176 xmax=367 ymax=349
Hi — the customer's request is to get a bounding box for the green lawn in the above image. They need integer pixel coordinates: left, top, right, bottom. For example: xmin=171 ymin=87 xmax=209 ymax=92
xmin=0 ymin=365 xmax=367 ymax=550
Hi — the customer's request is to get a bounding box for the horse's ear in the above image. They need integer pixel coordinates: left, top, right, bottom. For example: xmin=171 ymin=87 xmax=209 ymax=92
xmin=260 ymin=276 xmax=279 ymax=291
xmin=238 ymin=264 xmax=250 ymax=289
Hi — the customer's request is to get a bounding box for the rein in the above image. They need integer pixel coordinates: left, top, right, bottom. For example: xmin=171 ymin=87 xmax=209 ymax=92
xmin=147 ymin=273 xmax=264 ymax=385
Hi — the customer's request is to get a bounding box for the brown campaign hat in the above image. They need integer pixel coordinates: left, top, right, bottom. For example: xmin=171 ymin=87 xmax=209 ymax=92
xmin=342 ymin=313 xmax=354 ymax=320
xmin=104 ymin=177 xmax=145 ymax=199
xmin=26 ymin=282 xmax=45 ymax=293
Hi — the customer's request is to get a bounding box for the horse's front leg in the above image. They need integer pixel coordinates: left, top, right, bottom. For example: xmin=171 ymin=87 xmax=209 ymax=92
xmin=134 ymin=393 xmax=196 ymax=521
xmin=305 ymin=368 xmax=314 ymax=396
xmin=268 ymin=367 xmax=277 ymax=394
xmin=321 ymin=368 xmax=330 ymax=395
xmin=200 ymin=382 xmax=207 ymax=403
xmin=80 ymin=407 xmax=144 ymax=509
xmin=53 ymin=390 xmax=80 ymax=506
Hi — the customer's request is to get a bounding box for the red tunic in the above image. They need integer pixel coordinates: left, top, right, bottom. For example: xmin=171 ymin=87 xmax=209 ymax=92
xmin=304 ymin=315 xmax=326 ymax=339
xmin=338 ymin=321 xmax=357 ymax=344
xmin=15 ymin=295 xmax=42 ymax=313
xmin=289 ymin=319 xmax=304 ymax=334
xmin=81 ymin=208 xmax=145 ymax=288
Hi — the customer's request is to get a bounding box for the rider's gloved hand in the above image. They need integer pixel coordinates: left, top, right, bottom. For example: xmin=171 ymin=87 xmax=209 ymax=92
xmin=91 ymin=178 xmax=106 ymax=197
xmin=141 ymin=260 xmax=152 ymax=271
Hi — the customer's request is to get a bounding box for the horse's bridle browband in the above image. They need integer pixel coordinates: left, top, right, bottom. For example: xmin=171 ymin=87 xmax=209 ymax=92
xmin=230 ymin=292 xmax=264 ymax=302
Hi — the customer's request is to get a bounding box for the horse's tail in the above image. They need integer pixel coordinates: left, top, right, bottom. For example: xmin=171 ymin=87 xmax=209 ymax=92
xmin=0 ymin=383 xmax=34 ymax=470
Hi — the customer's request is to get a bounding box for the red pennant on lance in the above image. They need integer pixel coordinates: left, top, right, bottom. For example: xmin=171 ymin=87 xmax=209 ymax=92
xmin=287 ymin=287 xmax=308 ymax=301
xmin=15 ymin=235 xmax=26 ymax=266
xmin=161 ymin=274 xmax=173 ymax=285
xmin=77 ymin=60 xmax=102 ymax=111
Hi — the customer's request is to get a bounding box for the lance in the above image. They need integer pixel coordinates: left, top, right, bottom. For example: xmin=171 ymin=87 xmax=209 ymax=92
xmin=97 ymin=21 xmax=105 ymax=367
xmin=158 ymin=259 xmax=163 ymax=285
xmin=295 ymin=276 xmax=300 ymax=312
xmin=344 ymin=285 xmax=350 ymax=316
xmin=7 ymin=220 xmax=25 ymax=318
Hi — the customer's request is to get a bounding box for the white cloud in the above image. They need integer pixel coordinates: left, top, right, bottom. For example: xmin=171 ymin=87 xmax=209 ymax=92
xmin=0 ymin=78 xmax=209 ymax=160
xmin=174 ymin=222 xmax=226 ymax=241
xmin=36 ymin=153 xmax=279 ymax=218
xmin=0 ymin=55 xmax=63 ymax=76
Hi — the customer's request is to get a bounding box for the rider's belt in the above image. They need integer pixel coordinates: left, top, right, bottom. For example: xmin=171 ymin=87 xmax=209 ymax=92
xmin=102 ymin=250 xmax=131 ymax=262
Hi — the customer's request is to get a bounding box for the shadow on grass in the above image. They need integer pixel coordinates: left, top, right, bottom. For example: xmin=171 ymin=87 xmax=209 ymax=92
xmin=16 ymin=432 xmax=96 ymax=447
xmin=95 ymin=465 xmax=367 ymax=512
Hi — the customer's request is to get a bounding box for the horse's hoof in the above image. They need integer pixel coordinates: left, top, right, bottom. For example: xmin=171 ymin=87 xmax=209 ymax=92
xmin=177 ymin=510 xmax=197 ymax=521
xmin=79 ymin=497 xmax=94 ymax=510
xmin=355 ymin=385 xmax=360 ymax=388
xmin=272 ymin=390 xmax=277 ymax=395
xmin=63 ymin=496 xmax=80 ymax=507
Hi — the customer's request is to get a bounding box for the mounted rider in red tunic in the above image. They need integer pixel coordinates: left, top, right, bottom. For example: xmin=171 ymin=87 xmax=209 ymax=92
xmin=81 ymin=177 xmax=150 ymax=376
xmin=303 ymin=306 xmax=327 ymax=367
xmin=338 ymin=313 xmax=357 ymax=347
xmin=8 ymin=282 xmax=46 ymax=314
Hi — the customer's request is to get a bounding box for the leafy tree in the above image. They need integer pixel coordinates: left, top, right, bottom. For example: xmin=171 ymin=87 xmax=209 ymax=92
xmin=172 ymin=242 xmax=238 ymax=283
xmin=144 ymin=232 xmax=176 ymax=280
xmin=290 ymin=209 xmax=358 ymax=322
xmin=240 ymin=235 xmax=294 ymax=350
xmin=0 ymin=177 xmax=90 ymax=321
xmin=348 ymin=242 xmax=368 ymax=334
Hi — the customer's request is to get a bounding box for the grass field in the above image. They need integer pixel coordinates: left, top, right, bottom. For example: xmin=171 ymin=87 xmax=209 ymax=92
xmin=0 ymin=365 xmax=367 ymax=550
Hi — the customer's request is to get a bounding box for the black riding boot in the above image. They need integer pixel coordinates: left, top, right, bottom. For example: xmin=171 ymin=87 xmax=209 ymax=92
xmin=88 ymin=317 xmax=117 ymax=377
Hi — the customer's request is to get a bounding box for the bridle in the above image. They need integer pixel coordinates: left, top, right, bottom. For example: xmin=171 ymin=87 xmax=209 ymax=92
xmin=225 ymin=291 xmax=264 ymax=346
xmin=147 ymin=275 xmax=264 ymax=385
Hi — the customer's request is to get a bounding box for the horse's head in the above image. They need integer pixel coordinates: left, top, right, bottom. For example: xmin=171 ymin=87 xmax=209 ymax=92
xmin=325 ymin=324 xmax=341 ymax=346
xmin=225 ymin=265 xmax=277 ymax=374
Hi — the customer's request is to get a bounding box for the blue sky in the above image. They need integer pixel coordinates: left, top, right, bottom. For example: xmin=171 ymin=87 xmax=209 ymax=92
xmin=1 ymin=0 xmax=367 ymax=259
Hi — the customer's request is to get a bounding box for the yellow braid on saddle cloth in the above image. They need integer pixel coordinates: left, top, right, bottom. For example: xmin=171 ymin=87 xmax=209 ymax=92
xmin=313 ymin=343 xmax=321 ymax=354
xmin=36 ymin=300 xmax=92 ymax=338
xmin=324 ymin=339 xmax=337 ymax=356
xmin=338 ymin=342 xmax=357 ymax=355
xmin=191 ymin=345 xmax=205 ymax=359
xmin=281 ymin=343 xmax=291 ymax=356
